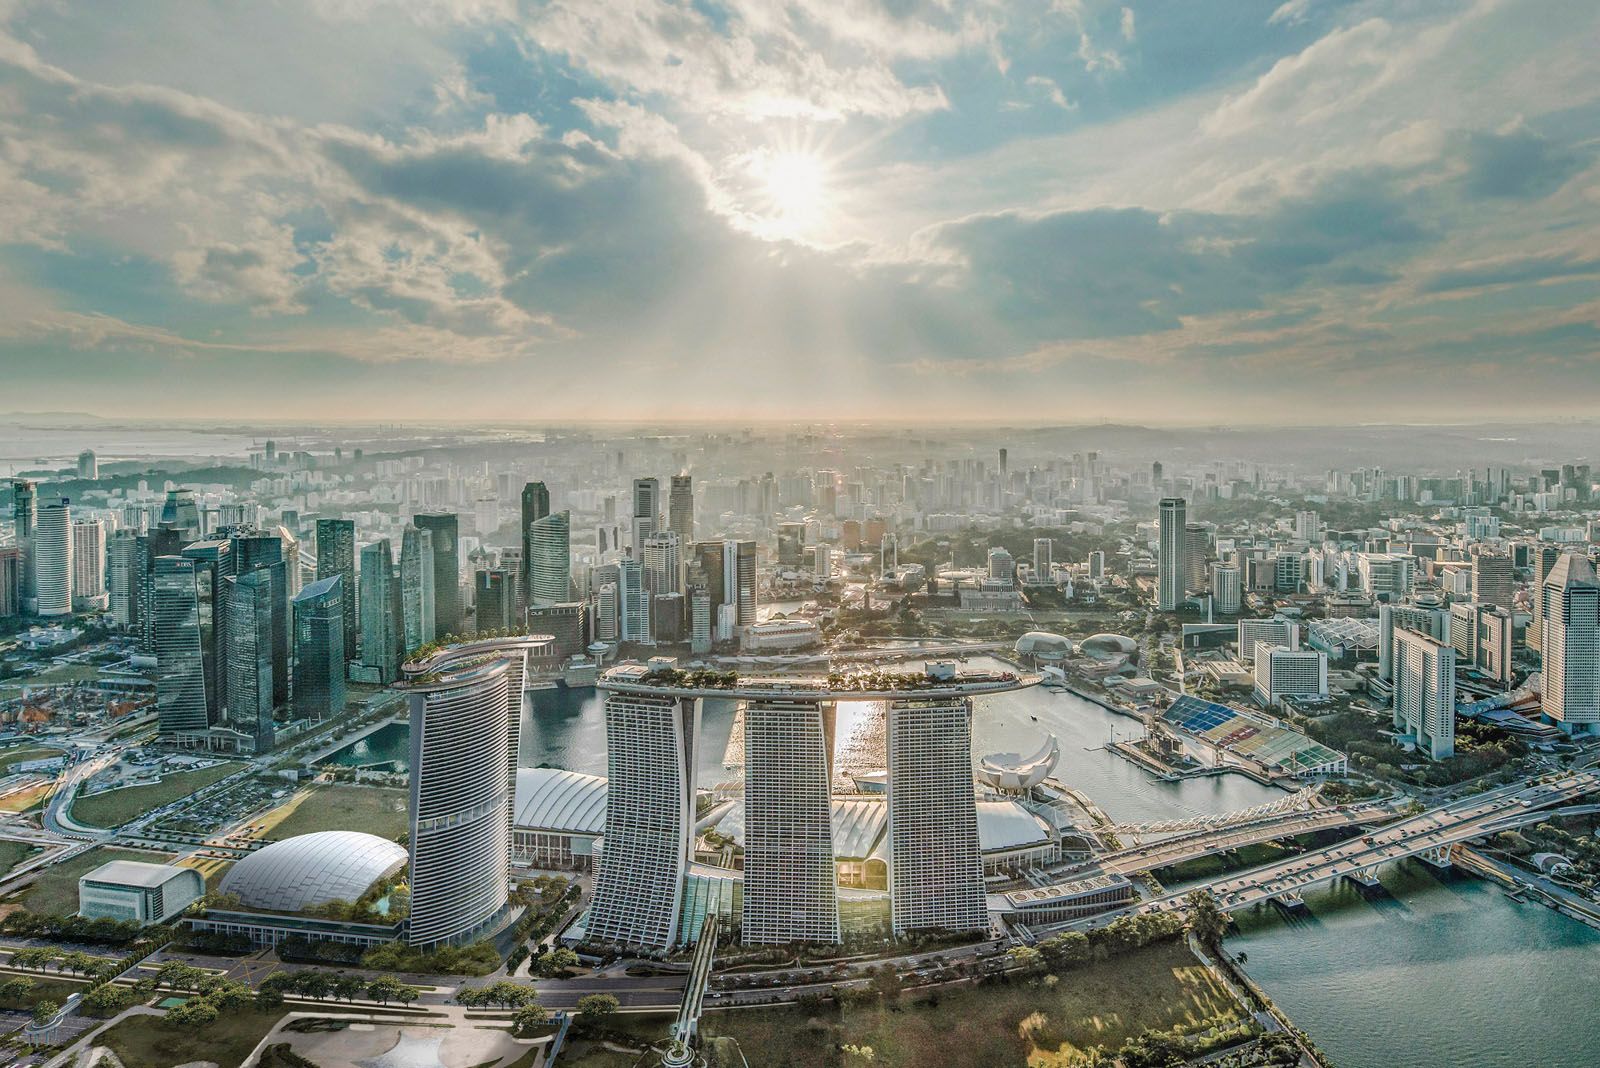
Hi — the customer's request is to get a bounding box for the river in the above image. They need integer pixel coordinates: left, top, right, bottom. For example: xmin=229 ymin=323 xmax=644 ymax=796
xmin=326 ymin=662 xmax=1598 ymax=1068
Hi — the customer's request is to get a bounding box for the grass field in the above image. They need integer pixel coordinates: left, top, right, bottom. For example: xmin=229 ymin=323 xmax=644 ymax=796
xmin=93 ymin=1007 xmax=287 ymax=1068
xmin=0 ymin=839 xmax=42 ymax=879
xmin=0 ymin=976 xmax=92 ymax=1011
xmin=179 ymin=855 xmax=234 ymax=891
xmin=70 ymin=762 xmax=248 ymax=828
xmin=0 ymin=745 xmax=65 ymax=776
xmin=0 ymin=780 xmax=57 ymax=813
xmin=256 ymin=784 xmax=409 ymax=842
xmin=690 ymin=940 xmax=1245 ymax=1068
xmin=19 ymin=846 xmax=177 ymax=916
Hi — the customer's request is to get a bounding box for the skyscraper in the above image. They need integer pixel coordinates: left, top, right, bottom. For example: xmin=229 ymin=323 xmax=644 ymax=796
xmin=399 ymin=644 xmax=526 ymax=948
xmin=400 ymin=525 xmax=435 ymax=654
xmin=886 ymin=696 xmax=987 ymax=936
xmin=474 ymin=568 xmax=515 ymax=634
xmin=231 ymin=530 xmax=290 ymax=708
xmin=1157 ymin=498 xmax=1186 ymax=611
xmin=292 ymin=575 xmax=346 ymax=723
xmin=668 ymin=474 xmax=694 ymax=545
xmin=159 ymin=489 xmax=201 ymax=541
xmin=414 ymin=513 xmax=461 ymax=638
xmin=631 ymin=477 xmax=659 ymax=552
xmin=181 ymin=539 xmax=233 ymax=725
xmin=10 ymin=480 xmax=36 ymax=614
xmin=70 ymin=517 xmax=107 ymax=612
xmin=1032 ymin=537 xmax=1052 ymax=576
xmin=359 ymin=540 xmax=401 ymax=683
xmin=153 ymin=556 xmax=209 ymax=738
xmin=315 ymin=518 xmax=357 ymax=660
xmin=527 ymin=510 xmax=571 ymax=607
xmin=1471 ymin=552 xmax=1515 ymax=607
xmin=742 ymin=698 xmax=840 ymax=944
xmin=135 ymin=527 xmax=183 ymax=654
xmin=1211 ymin=563 xmax=1242 ymax=614
xmin=32 ymin=498 xmax=72 ymax=617
xmin=224 ymin=567 xmax=277 ymax=749
xmin=587 ymin=688 xmax=700 ymax=949
xmin=107 ymin=528 xmax=138 ymax=628
xmin=1539 ymin=553 xmax=1600 ymax=732
xmin=1393 ymin=627 xmax=1456 ymax=759
xmin=642 ymin=532 xmax=683 ymax=597
xmin=76 ymin=449 xmax=98 ymax=480
xmin=729 ymin=539 xmax=756 ymax=627
xmin=618 ymin=558 xmax=648 ymax=642
xmin=519 ymin=481 xmax=550 ymax=606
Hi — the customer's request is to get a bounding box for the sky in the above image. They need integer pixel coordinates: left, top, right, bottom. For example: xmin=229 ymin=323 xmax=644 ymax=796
xmin=0 ymin=0 xmax=1596 ymax=424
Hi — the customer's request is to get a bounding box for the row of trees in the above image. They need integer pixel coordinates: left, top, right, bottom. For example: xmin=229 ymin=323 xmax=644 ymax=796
xmin=1 ymin=910 xmax=157 ymax=946
xmin=257 ymin=969 xmax=421 ymax=1006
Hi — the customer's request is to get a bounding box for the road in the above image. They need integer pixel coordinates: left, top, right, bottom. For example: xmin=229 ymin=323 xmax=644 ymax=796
xmin=1025 ymin=771 xmax=1600 ymax=937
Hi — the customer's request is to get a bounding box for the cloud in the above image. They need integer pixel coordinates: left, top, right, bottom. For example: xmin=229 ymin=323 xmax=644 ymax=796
xmin=1418 ymin=253 xmax=1600 ymax=294
xmin=1024 ymin=75 xmax=1075 ymax=110
xmin=1267 ymin=0 xmax=1313 ymax=27
xmin=1459 ymin=124 xmax=1586 ymax=199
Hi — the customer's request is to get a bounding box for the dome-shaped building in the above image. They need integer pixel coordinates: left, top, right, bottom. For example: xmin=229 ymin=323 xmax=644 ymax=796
xmin=1014 ymin=631 xmax=1076 ymax=661
xmin=220 ymin=831 xmax=407 ymax=913
xmin=1079 ymin=632 xmax=1140 ymax=661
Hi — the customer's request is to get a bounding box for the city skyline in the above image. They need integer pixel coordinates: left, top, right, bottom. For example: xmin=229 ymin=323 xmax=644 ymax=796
xmin=0 ymin=1 xmax=1597 ymax=421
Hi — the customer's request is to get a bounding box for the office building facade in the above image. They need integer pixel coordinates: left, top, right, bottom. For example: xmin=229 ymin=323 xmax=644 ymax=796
xmin=314 ymin=519 xmax=357 ymax=660
xmin=413 ymin=513 xmax=461 ymax=638
xmin=292 ymin=575 xmax=346 ymax=723
xmin=527 ymin=510 xmax=571 ymax=607
xmin=1540 ymin=554 xmax=1600 ymax=731
xmin=399 ymin=525 xmax=435 ymax=654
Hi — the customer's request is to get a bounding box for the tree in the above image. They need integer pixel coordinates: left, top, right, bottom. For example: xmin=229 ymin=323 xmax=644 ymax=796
xmin=575 ymin=993 xmax=618 ymax=1031
xmin=869 ymin=966 xmax=903 ymax=1004
xmin=32 ymin=999 xmax=60 ymax=1025
xmin=511 ymin=1001 xmax=549 ymax=1037
xmin=0 ymin=977 xmax=36 ymax=1005
xmin=333 ymin=974 xmax=367 ymax=1003
xmin=165 ymin=998 xmax=219 ymax=1030
xmin=1185 ymin=889 xmax=1230 ymax=949
xmin=1007 ymin=946 xmax=1045 ymax=974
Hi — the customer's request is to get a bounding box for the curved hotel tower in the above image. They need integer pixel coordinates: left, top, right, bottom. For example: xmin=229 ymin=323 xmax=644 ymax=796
xmin=587 ymin=665 xmax=1032 ymax=950
xmin=585 ymin=688 xmax=701 ymax=948
xmin=397 ymin=635 xmax=553 ymax=947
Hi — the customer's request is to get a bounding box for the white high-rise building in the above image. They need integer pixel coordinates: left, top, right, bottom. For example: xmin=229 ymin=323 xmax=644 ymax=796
xmin=1032 ymin=538 xmax=1052 ymax=576
xmin=1294 ymin=510 xmax=1322 ymax=544
xmin=742 ymin=699 xmax=839 ymax=944
xmin=400 ymin=646 xmax=520 ymax=948
xmin=1211 ymin=563 xmax=1242 ymax=615
xmin=71 ymin=517 xmax=108 ymax=612
xmin=1157 ymin=498 xmax=1186 ymax=610
xmin=1237 ymin=617 xmax=1298 ymax=664
xmin=1393 ymin=627 xmax=1456 ymax=758
xmin=1252 ymin=644 xmax=1327 ymax=705
xmin=1540 ymin=553 xmax=1600 ymax=732
xmin=1358 ymin=553 xmax=1414 ymax=600
xmin=33 ymin=498 xmax=72 ymax=617
xmin=812 ymin=544 xmax=832 ymax=580
xmin=587 ymin=689 xmax=700 ymax=949
xmin=886 ymin=696 xmax=987 ymax=936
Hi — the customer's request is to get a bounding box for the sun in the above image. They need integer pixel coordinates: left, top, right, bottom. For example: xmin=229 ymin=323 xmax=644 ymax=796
xmin=757 ymin=150 xmax=830 ymax=234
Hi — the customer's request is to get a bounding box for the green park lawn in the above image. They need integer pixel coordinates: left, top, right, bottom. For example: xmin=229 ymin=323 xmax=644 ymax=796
xmin=92 ymin=1006 xmax=287 ymax=1068
xmin=0 ymin=744 xmax=65 ymax=776
xmin=0 ymin=838 xmax=42 ymax=879
xmin=20 ymin=846 xmax=177 ymax=916
xmin=0 ymin=976 xmax=93 ymax=1012
xmin=258 ymin=784 xmax=409 ymax=842
xmin=70 ymin=762 xmax=248 ymax=828
xmin=692 ymin=940 xmax=1245 ymax=1068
